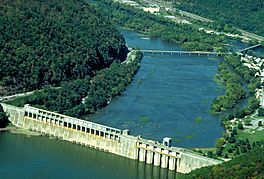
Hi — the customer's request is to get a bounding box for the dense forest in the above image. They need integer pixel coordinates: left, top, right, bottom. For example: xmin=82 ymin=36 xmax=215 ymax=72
xmin=88 ymin=0 xmax=226 ymax=52
xmin=182 ymin=147 xmax=264 ymax=178
xmin=0 ymin=104 xmax=9 ymax=128
xmin=7 ymin=51 xmax=143 ymax=117
xmin=211 ymin=54 xmax=261 ymax=119
xmin=174 ymin=0 xmax=264 ymax=36
xmin=0 ymin=0 xmax=128 ymax=95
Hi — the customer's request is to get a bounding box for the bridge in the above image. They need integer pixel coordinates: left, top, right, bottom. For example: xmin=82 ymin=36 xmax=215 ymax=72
xmin=239 ymin=44 xmax=262 ymax=53
xmin=1 ymin=103 xmax=222 ymax=174
xmin=141 ymin=50 xmax=223 ymax=57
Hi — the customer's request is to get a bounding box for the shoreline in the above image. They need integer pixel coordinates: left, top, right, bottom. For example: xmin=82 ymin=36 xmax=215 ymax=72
xmin=0 ymin=125 xmax=40 ymax=136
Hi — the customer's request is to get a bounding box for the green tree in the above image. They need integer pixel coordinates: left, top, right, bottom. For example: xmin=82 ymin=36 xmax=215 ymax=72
xmin=244 ymin=118 xmax=252 ymax=126
xmin=182 ymin=147 xmax=264 ymax=178
xmin=207 ymin=151 xmax=214 ymax=158
xmin=237 ymin=122 xmax=244 ymax=130
xmin=0 ymin=104 xmax=9 ymax=128
xmin=216 ymin=137 xmax=226 ymax=148
xmin=228 ymin=136 xmax=236 ymax=143
xmin=259 ymin=108 xmax=264 ymax=117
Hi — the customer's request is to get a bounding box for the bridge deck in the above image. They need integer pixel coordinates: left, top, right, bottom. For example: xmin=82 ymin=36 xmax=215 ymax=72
xmin=240 ymin=44 xmax=261 ymax=52
xmin=141 ymin=50 xmax=222 ymax=56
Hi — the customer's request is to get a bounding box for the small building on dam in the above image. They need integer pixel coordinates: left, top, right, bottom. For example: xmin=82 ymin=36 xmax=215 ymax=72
xmin=1 ymin=103 xmax=222 ymax=174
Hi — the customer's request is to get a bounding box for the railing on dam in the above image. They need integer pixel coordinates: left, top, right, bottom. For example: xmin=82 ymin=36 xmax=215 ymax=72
xmin=1 ymin=103 xmax=222 ymax=173
xmin=24 ymin=105 xmax=122 ymax=141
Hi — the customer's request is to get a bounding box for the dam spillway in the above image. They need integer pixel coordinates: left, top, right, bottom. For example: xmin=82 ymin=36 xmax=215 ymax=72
xmin=1 ymin=103 xmax=222 ymax=174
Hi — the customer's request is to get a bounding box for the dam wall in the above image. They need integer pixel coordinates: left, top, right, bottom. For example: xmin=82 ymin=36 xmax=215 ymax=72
xmin=1 ymin=103 xmax=222 ymax=173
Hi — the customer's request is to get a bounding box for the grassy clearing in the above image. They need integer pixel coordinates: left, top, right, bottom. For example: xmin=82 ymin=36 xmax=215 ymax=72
xmin=237 ymin=129 xmax=264 ymax=143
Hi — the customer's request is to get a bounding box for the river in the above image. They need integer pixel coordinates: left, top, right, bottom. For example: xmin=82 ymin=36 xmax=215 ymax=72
xmin=89 ymin=29 xmax=224 ymax=148
xmin=0 ymin=29 xmax=252 ymax=178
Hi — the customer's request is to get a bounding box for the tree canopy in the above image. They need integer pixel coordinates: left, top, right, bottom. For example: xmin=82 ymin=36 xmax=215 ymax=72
xmin=174 ymin=0 xmax=264 ymax=36
xmin=182 ymin=147 xmax=264 ymax=178
xmin=89 ymin=0 xmax=225 ymax=52
xmin=0 ymin=104 xmax=9 ymax=128
xmin=0 ymin=0 xmax=128 ymax=95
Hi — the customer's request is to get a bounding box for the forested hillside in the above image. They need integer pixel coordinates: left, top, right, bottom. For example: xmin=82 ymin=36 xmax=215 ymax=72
xmin=88 ymin=0 xmax=225 ymax=52
xmin=7 ymin=51 xmax=143 ymax=117
xmin=0 ymin=0 xmax=128 ymax=95
xmin=181 ymin=147 xmax=264 ymax=178
xmin=174 ymin=0 xmax=264 ymax=36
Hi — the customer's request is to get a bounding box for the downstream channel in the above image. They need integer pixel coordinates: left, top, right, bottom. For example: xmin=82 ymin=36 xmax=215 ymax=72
xmin=0 ymin=29 xmax=254 ymax=178
xmin=89 ymin=29 xmax=224 ymax=148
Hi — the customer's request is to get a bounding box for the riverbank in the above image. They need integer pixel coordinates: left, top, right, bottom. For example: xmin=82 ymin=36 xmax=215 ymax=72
xmin=89 ymin=0 xmax=225 ymax=52
xmin=194 ymin=53 xmax=264 ymax=160
xmin=4 ymin=50 xmax=143 ymax=118
xmin=0 ymin=124 xmax=40 ymax=136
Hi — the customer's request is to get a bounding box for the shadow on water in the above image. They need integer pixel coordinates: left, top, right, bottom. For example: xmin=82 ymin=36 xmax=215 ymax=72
xmin=0 ymin=133 xmax=180 ymax=179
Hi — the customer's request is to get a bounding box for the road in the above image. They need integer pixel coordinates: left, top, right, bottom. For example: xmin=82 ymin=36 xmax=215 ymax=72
xmin=0 ymin=91 xmax=35 ymax=102
xmin=0 ymin=87 xmax=61 ymax=102
xmin=140 ymin=0 xmax=264 ymax=42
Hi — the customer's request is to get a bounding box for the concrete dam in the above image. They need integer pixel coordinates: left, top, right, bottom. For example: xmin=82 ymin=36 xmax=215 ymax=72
xmin=1 ymin=103 xmax=222 ymax=174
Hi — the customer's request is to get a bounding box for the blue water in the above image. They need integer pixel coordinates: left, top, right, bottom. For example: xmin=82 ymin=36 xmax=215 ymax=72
xmin=253 ymin=46 xmax=264 ymax=57
xmin=88 ymin=29 xmax=225 ymax=148
xmin=225 ymin=39 xmax=251 ymax=52
xmin=123 ymin=29 xmax=182 ymax=51
xmin=2 ymin=28 xmax=249 ymax=179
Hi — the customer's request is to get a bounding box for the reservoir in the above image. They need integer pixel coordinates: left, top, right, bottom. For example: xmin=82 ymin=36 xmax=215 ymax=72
xmin=1 ymin=29 xmax=248 ymax=178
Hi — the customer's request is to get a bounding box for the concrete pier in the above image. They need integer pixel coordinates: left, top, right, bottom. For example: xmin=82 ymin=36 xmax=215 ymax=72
xmin=169 ymin=152 xmax=177 ymax=170
xmin=146 ymin=146 xmax=154 ymax=164
xmin=139 ymin=144 xmax=147 ymax=162
xmin=1 ymin=103 xmax=222 ymax=174
xmin=161 ymin=150 xmax=169 ymax=168
xmin=153 ymin=148 xmax=162 ymax=166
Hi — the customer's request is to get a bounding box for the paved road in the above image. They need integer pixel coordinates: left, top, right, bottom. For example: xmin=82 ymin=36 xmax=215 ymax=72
xmin=0 ymin=87 xmax=61 ymax=102
xmin=0 ymin=91 xmax=34 ymax=102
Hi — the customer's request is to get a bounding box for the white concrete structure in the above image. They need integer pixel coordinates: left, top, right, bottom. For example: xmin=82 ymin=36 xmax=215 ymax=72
xmin=143 ymin=7 xmax=160 ymax=13
xmin=1 ymin=103 xmax=222 ymax=174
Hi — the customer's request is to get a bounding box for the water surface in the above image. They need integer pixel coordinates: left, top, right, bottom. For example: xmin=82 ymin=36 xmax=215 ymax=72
xmin=1 ymin=29 xmax=232 ymax=178
xmin=0 ymin=133 xmax=177 ymax=179
xmin=88 ymin=29 xmax=225 ymax=147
